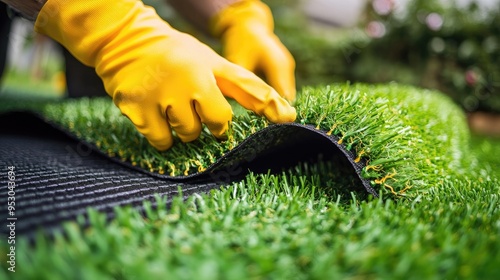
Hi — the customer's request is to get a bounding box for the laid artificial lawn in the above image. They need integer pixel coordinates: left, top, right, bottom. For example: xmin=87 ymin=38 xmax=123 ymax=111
xmin=1 ymin=83 xmax=499 ymax=279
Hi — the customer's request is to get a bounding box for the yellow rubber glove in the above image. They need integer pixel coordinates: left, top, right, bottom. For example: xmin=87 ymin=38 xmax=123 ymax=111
xmin=34 ymin=0 xmax=296 ymax=151
xmin=211 ymin=0 xmax=296 ymax=102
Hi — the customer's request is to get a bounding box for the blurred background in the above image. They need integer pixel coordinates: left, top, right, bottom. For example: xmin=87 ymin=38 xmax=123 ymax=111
xmin=1 ymin=0 xmax=499 ymax=134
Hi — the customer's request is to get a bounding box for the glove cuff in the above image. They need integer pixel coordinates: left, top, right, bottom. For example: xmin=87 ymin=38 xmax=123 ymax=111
xmin=210 ymin=0 xmax=274 ymax=37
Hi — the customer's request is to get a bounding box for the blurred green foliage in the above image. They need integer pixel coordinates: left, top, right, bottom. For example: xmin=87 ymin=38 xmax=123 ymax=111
xmin=266 ymin=0 xmax=500 ymax=113
xmin=363 ymin=0 xmax=500 ymax=112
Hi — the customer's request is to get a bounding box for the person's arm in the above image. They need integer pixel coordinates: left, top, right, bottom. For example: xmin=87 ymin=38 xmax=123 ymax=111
xmin=0 ymin=0 xmax=45 ymax=21
xmin=166 ymin=0 xmax=239 ymax=33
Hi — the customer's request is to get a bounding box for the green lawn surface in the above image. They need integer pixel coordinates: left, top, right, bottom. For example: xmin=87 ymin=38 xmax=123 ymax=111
xmin=1 ymin=83 xmax=499 ymax=279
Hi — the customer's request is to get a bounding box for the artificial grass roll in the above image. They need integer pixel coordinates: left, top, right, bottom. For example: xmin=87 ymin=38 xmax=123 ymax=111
xmin=36 ymin=83 xmax=471 ymax=197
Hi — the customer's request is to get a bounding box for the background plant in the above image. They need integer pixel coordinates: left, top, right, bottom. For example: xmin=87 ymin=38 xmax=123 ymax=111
xmin=265 ymin=0 xmax=500 ymax=113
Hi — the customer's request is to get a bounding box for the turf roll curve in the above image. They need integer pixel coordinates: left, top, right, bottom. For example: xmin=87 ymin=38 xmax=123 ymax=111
xmin=38 ymin=83 xmax=472 ymax=197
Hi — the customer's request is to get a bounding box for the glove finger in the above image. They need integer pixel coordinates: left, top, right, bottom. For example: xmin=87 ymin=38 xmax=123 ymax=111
xmin=261 ymin=39 xmax=297 ymax=102
xmin=166 ymin=99 xmax=203 ymax=143
xmin=215 ymin=61 xmax=296 ymax=123
xmin=117 ymin=100 xmax=174 ymax=151
xmin=193 ymin=81 xmax=233 ymax=140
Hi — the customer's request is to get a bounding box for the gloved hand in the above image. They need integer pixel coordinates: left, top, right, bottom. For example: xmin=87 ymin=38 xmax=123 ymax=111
xmin=211 ymin=0 xmax=296 ymax=102
xmin=34 ymin=0 xmax=296 ymax=151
